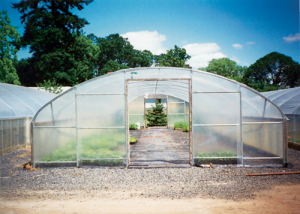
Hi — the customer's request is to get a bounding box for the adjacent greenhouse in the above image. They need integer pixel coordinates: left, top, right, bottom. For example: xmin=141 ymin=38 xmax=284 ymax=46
xmin=262 ymin=87 xmax=300 ymax=145
xmin=0 ymin=83 xmax=56 ymax=154
xmin=31 ymin=67 xmax=287 ymax=168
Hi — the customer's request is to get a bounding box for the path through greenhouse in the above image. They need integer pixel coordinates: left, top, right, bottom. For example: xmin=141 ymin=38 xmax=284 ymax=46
xmin=129 ymin=128 xmax=190 ymax=167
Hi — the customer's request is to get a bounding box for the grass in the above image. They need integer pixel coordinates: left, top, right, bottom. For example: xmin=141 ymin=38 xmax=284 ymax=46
xmin=195 ymin=151 xmax=237 ymax=164
xmin=174 ymin=122 xmax=189 ymax=132
xmin=41 ymin=132 xmax=126 ymax=162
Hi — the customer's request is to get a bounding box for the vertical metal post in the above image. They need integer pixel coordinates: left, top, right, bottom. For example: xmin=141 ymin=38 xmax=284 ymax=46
xmin=1 ymin=120 xmax=3 ymax=154
xmin=125 ymin=73 xmax=129 ymax=167
xmin=184 ymin=101 xmax=186 ymax=123
xmin=17 ymin=119 xmax=20 ymax=146
xmin=30 ymin=122 xmax=34 ymax=167
xmin=144 ymin=97 xmax=146 ymax=128
xmin=293 ymin=115 xmax=296 ymax=143
xmin=189 ymin=78 xmax=193 ymax=165
xmin=284 ymin=118 xmax=287 ymax=164
xmin=50 ymin=103 xmax=55 ymax=126
xmin=239 ymin=86 xmax=243 ymax=165
xmin=10 ymin=120 xmax=12 ymax=151
xmin=75 ymin=87 xmax=79 ymax=167
xmin=166 ymin=95 xmax=168 ymax=128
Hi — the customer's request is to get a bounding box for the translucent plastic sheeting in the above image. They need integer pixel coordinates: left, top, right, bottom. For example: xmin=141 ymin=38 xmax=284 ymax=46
xmin=77 ymin=73 xmax=124 ymax=94
xmin=193 ymin=126 xmax=239 ymax=164
xmin=0 ymin=83 xmax=56 ymax=119
xmin=34 ymin=128 xmax=76 ymax=162
xmin=192 ymin=93 xmax=240 ymax=125
xmin=168 ymin=114 xmax=185 ymax=126
xmin=129 ymin=96 xmax=144 ymax=126
xmin=78 ymin=128 xmax=126 ymax=160
xmin=243 ymin=123 xmax=283 ymax=157
xmin=35 ymin=89 xmax=76 ymax=127
xmin=77 ymin=95 xmax=125 ymax=128
xmin=169 ymin=103 xmax=184 ymax=113
xmin=262 ymin=87 xmax=300 ymax=115
xmin=193 ymin=72 xmax=239 ymax=92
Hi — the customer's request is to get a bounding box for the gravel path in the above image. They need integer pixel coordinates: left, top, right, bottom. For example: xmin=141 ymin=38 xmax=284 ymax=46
xmin=1 ymin=146 xmax=300 ymax=201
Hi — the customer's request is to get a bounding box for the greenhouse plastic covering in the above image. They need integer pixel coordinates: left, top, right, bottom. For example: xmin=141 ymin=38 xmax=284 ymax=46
xmin=0 ymin=83 xmax=56 ymax=119
xmin=31 ymin=67 xmax=287 ymax=168
xmin=262 ymin=87 xmax=300 ymax=144
xmin=0 ymin=83 xmax=56 ymax=154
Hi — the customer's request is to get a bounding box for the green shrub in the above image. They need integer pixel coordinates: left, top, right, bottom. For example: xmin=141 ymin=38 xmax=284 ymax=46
xmin=146 ymin=100 xmax=167 ymax=126
xmin=129 ymin=136 xmax=138 ymax=144
xmin=129 ymin=124 xmax=138 ymax=130
xmin=183 ymin=123 xmax=189 ymax=132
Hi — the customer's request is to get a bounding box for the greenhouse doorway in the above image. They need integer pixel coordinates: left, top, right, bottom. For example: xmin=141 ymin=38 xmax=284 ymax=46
xmin=127 ymin=79 xmax=192 ymax=168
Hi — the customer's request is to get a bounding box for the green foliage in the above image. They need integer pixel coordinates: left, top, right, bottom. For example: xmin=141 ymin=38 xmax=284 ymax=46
xmin=41 ymin=132 xmax=125 ymax=162
xmin=199 ymin=58 xmax=247 ymax=83
xmin=145 ymin=100 xmax=167 ymax=126
xmin=129 ymin=124 xmax=138 ymax=130
xmin=155 ymin=45 xmax=191 ymax=67
xmin=0 ymin=11 xmax=21 ymax=85
xmin=13 ymin=0 xmax=97 ymax=86
xmin=36 ymin=79 xmax=62 ymax=94
xmin=174 ymin=122 xmax=189 ymax=132
xmin=88 ymin=33 xmax=154 ymax=75
xmin=243 ymin=52 xmax=300 ymax=90
xmin=129 ymin=136 xmax=138 ymax=144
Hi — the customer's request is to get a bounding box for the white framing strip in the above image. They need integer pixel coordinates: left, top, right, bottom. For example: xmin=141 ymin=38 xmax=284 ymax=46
xmin=243 ymin=157 xmax=282 ymax=160
xmin=193 ymin=124 xmax=240 ymax=127
xmin=193 ymin=91 xmax=240 ymax=94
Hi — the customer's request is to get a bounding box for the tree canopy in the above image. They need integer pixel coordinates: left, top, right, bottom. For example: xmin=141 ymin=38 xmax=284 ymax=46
xmin=12 ymin=0 xmax=96 ymax=86
xmin=88 ymin=33 xmax=154 ymax=76
xmin=0 ymin=11 xmax=21 ymax=85
xmin=155 ymin=45 xmax=191 ymax=68
xmin=199 ymin=58 xmax=247 ymax=83
xmin=243 ymin=52 xmax=300 ymax=91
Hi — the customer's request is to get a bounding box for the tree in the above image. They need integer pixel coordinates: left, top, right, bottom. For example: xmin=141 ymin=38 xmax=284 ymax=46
xmin=243 ymin=52 xmax=300 ymax=90
xmin=199 ymin=58 xmax=247 ymax=83
xmin=154 ymin=45 xmax=191 ymax=67
xmin=145 ymin=100 xmax=167 ymax=126
xmin=0 ymin=11 xmax=21 ymax=85
xmin=12 ymin=0 xmax=95 ymax=86
xmin=89 ymin=33 xmax=154 ymax=75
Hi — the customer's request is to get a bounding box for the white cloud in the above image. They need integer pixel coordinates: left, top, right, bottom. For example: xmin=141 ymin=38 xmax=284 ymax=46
xmin=230 ymin=56 xmax=240 ymax=64
xmin=183 ymin=43 xmax=227 ymax=69
xmin=246 ymin=41 xmax=255 ymax=45
xmin=283 ymin=33 xmax=300 ymax=43
xmin=232 ymin=44 xmax=243 ymax=49
xmin=121 ymin=31 xmax=167 ymax=55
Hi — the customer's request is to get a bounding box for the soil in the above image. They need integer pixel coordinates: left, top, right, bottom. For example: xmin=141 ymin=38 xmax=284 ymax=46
xmin=2 ymin=184 xmax=300 ymax=214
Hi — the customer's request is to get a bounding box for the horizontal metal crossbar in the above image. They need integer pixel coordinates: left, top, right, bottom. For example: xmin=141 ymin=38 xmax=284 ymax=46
xmin=193 ymin=157 xmax=237 ymax=159
xmin=193 ymin=124 xmax=240 ymax=127
xmin=76 ymin=93 xmax=125 ymax=96
xmin=243 ymin=157 xmax=282 ymax=160
xmin=34 ymin=126 xmax=76 ymax=128
xmin=242 ymin=122 xmax=283 ymax=125
xmin=80 ymin=158 xmax=126 ymax=160
xmin=78 ymin=127 xmax=126 ymax=129
xmin=193 ymin=91 xmax=240 ymax=94
xmin=35 ymin=161 xmax=77 ymax=163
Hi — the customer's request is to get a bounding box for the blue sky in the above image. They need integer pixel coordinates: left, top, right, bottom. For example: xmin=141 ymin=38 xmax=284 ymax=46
xmin=2 ymin=0 xmax=300 ymax=69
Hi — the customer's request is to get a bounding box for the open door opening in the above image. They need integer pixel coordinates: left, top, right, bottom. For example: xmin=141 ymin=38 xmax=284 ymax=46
xmin=127 ymin=79 xmax=191 ymax=168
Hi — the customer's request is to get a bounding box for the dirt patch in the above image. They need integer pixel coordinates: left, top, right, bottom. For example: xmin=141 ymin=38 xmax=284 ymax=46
xmin=2 ymin=184 xmax=300 ymax=214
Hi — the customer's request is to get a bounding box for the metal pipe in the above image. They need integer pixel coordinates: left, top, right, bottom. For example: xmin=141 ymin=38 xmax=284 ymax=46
xmin=193 ymin=91 xmax=240 ymax=94
xmin=243 ymin=157 xmax=282 ymax=159
xmin=242 ymin=122 xmax=283 ymax=125
xmin=75 ymin=88 xmax=79 ymax=167
xmin=77 ymin=127 xmax=126 ymax=129
xmin=246 ymin=171 xmax=300 ymax=176
xmin=193 ymin=124 xmax=240 ymax=127
xmin=76 ymin=93 xmax=125 ymax=96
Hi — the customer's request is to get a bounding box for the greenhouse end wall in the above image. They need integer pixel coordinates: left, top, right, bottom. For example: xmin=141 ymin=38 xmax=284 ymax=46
xmin=0 ymin=117 xmax=32 ymax=154
xmin=31 ymin=67 xmax=287 ymax=168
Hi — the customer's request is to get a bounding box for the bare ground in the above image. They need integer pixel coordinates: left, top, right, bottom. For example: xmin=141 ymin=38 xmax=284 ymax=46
xmin=1 ymin=185 xmax=300 ymax=214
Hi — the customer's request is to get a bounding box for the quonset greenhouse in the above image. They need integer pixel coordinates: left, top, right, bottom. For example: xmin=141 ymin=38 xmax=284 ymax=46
xmin=0 ymin=83 xmax=55 ymax=154
xmin=31 ymin=67 xmax=287 ymax=168
xmin=262 ymin=87 xmax=300 ymax=145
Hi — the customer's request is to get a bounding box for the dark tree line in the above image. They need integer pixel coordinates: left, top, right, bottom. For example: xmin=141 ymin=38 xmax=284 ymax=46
xmin=1 ymin=0 xmax=299 ymax=92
